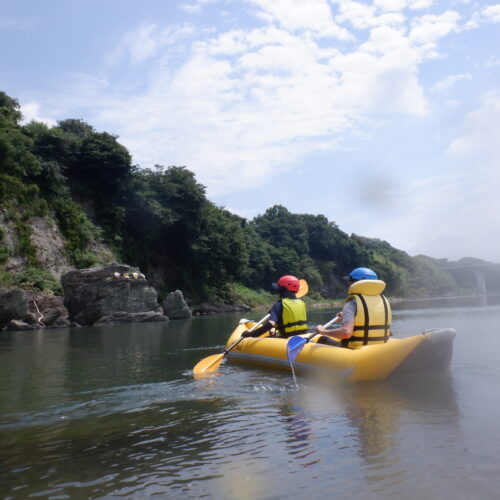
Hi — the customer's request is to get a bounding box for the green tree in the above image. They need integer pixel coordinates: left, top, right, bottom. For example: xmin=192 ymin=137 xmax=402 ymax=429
xmin=190 ymin=204 xmax=249 ymax=299
xmin=63 ymin=131 xmax=133 ymax=243
xmin=252 ymin=205 xmax=309 ymax=259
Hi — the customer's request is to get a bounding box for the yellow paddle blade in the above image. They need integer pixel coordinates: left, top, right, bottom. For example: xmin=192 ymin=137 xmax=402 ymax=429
xmin=193 ymin=353 xmax=225 ymax=378
xmin=297 ymin=279 xmax=309 ymax=298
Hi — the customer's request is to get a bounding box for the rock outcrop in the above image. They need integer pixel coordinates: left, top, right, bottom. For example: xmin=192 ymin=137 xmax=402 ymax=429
xmin=163 ymin=290 xmax=192 ymax=320
xmin=0 ymin=288 xmax=29 ymax=326
xmin=28 ymin=216 xmax=73 ymax=278
xmin=27 ymin=292 xmax=71 ymax=329
xmin=0 ymin=209 xmax=114 ymax=279
xmin=0 ymin=288 xmax=37 ymax=330
xmin=0 ymin=288 xmax=75 ymax=331
xmin=61 ymin=263 xmax=168 ymax=326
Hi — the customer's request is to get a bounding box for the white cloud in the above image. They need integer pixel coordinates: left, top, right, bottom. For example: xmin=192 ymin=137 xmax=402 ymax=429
xmin=484 ymin=56 xmax=500 ymax=68
xmin=373 ymin=0 xmax=435 ymax=11
xmin=335 ymin=1 xmax=405 ymax=30
xmin=35 ymin=0 xmax=490 ymax=203
xmin=179 ymin=3 xmax=202 ymax=14
xmin=374 ymin=0 xmax=407 ymax=11
xmin=431 ymin=72 xmax=472 ymax=91
xmin=179 ymin=0 xmax=220 ymax=13
xmin=248 ymin=0 xmax=353 ymax=39
xmin=483 ymin=4 xmax=500 ymax=22
xmin=334 ymin=25 xmax=427 ymax=114
xmin=20 ymin=102 xmax=57 ymax=127
xmin=407 ymin=0 xmax=434 ymax=9
xmin=409 ymin=11 xmax=461 ymax=57
xmin=107 ymin=23 xmax=195 ymax=66
xmin=91 ymin=18 xmax=430 ymax=195
xmin=447 ymin=92 xmax=500 ymax=160
xmin=465 ymin=3 xmax=500 ymax=29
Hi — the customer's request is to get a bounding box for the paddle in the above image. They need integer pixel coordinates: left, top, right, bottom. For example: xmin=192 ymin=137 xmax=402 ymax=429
xmin=296 ymin=279 xmax=308 ymax=298
xmin=193 ymin=313 xmax=271 ymax=377
xmin=286 ymin=315 xmax=341 ymax=363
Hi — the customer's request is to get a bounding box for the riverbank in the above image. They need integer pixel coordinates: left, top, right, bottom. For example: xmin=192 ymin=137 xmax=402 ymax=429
xmin=252 ymin=298 xmax=343 ymax=312
xmin=2 ymin=262 xmax=486 ymax=334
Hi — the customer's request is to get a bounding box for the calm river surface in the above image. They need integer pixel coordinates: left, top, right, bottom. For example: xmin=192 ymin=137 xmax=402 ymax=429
xmin=1 ymin=297 xmax=500 ymax=500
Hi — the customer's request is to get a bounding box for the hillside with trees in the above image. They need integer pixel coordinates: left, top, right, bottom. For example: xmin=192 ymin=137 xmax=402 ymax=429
xmin=1 ymin=90 xmax=499 ymax=305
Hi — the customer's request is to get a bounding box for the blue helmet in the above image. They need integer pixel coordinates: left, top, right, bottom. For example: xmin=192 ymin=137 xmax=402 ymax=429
xmin=348 ymin=267 xmax=378 ymax=281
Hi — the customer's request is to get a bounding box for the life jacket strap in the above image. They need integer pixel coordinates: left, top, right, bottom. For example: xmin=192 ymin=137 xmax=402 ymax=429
xmin=350 ymin=335 xmax=391 ymax=342
xmin=351 ymin=293 xmax=390 ymax=345
xmin=356 ymin=293 xmax=370 ymax=345
xmin=284 ymin=320 xmax=308 ymax=328
xmin=381 ymin=294 xmax=390 ymax=341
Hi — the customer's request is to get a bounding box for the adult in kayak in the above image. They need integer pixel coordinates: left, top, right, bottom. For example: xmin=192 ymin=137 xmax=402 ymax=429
xmin=315 ymin=267 xmax=392 ymax=348
xmin=241 ymin=275 xmax=308 ymax=339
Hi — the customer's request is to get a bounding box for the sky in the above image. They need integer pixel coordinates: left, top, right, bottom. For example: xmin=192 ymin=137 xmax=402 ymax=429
xmin=1 ymin=0 xmax=499 ymax=263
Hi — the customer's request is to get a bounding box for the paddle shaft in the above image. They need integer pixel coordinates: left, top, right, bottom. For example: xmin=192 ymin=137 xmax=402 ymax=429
xmin=193 ymin=313 xmax=271 ymax=375
xmin=324 ymin=315 xmax=341 ymax=329
xmin=223 ymin=313 xmax=271 ymax=354
xmin=304 ymin=315 xmax=341 ymax=341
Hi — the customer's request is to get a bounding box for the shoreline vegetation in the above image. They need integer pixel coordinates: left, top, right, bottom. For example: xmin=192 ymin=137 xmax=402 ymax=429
xmin=218 ymin=288 xmax=498 ymax=315
xmin=2 ymin=88 xmax=500 ymax=329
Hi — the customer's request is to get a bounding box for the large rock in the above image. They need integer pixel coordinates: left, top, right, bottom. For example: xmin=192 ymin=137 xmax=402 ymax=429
xmin=61 ymin=263 xmax=166 ymax=326
xmin=2 ymin=319 xmax=37 ymax=331
xmin=26 ymin=292 xmax=68 ymax=328
xmin=28 ymin=216 xmax=72 ymax=278
xmin=0 ymin=289 xmax=29 ymax=328
xmin=163 ymin=290 xmax=192 ymax=320
xmin=0 ymin=210 xmax=114 ymax=279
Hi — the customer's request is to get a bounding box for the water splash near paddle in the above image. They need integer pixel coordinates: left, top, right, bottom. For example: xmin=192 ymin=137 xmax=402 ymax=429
xmin=286 ymin=316 xmax=342 ymax=388
xmin=289 ymin=360 xmax=299 ymax=389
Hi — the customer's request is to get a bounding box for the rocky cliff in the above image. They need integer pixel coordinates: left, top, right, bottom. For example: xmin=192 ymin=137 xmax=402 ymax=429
xmin=0 ymin=208 xmax=114 ymax=279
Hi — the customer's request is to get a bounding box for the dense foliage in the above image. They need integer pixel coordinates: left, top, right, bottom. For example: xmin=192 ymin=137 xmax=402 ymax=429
xmin=1 ymin=90 xmax=498 ymax=301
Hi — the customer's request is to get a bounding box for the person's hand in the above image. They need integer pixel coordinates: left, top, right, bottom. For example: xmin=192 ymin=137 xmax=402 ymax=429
xmin=336 ymin=312 xmax=343 ymax=321
xmin=315 ymin=325 xmax=325 ymax=334
xmin=241 ymin=330 xmax=254 ymax=338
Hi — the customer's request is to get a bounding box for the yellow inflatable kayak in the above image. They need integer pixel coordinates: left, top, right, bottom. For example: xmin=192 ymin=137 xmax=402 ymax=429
xmin=225 ymin=321 xmax=457 ymax=382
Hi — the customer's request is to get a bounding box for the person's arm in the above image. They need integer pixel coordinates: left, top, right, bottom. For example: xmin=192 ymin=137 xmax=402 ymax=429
xmin=242 ymin=319 xmax=274 ymax=337
xmin=316 ymin=320 xmax=354 ymax=340
xmin=315 ymin=300 xmax=356 ymax=340
xmin=241 ymin=302 xmax=279 ymax=337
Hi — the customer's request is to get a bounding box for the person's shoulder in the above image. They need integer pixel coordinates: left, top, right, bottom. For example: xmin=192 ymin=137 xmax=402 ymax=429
xmin=344 ymin=299 xmax=357 ymax=310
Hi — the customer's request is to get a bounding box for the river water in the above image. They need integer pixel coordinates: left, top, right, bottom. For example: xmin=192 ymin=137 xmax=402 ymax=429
xmin=1 ymin=297 xmax=500 ymax=500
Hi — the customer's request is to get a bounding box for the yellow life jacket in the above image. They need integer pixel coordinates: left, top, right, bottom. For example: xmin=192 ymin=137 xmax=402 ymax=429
xmin=281 ymin=298 xmax=308 ymax=338
xmin=344 ymin=280 xmax=391 ymax=349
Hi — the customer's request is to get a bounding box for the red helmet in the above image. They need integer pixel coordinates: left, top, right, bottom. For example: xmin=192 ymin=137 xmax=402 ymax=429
xmin=274 ymin=275 xmax=300 ymax=293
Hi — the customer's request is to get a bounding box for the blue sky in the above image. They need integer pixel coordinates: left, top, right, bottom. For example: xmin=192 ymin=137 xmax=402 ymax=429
xmin=1 ymin=0 xmax=499 ymax=262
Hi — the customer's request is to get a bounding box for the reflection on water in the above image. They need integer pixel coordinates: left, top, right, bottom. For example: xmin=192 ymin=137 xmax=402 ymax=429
xmin=279 ymin=402 xmax=321 ymax=468
xmin=1 ymin=302 xmax=500 ymax=499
